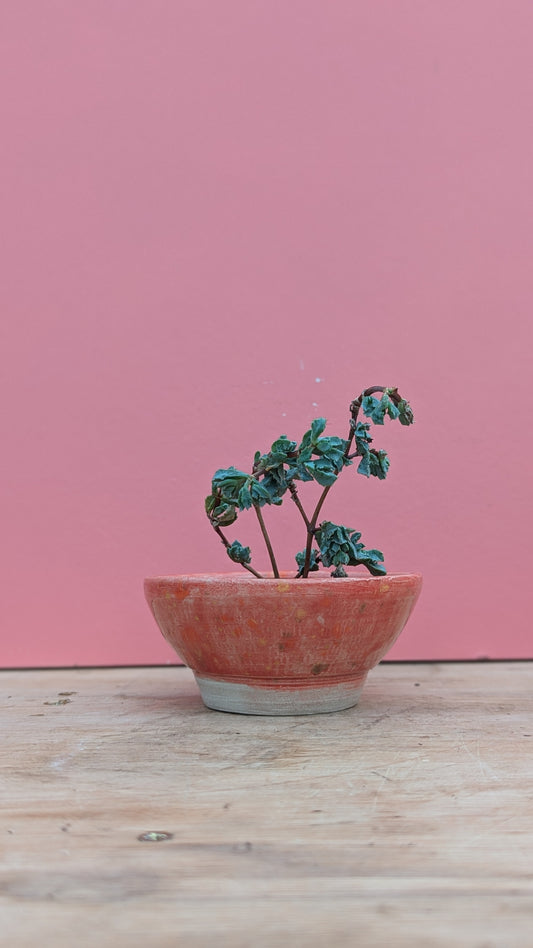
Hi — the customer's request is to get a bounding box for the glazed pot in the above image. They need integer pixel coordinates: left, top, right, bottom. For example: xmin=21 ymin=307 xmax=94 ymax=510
xmin=144 ymin=571 xmax=422 ymax=715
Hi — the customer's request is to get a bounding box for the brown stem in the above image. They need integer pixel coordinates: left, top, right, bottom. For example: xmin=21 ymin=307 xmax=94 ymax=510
xmin=253 ymin=505 xmax=280 ymax=578
xmin=301 ymin=484 xmax=333 ymax=577
xmin=289 ymin=483 xmax=312 ymax=531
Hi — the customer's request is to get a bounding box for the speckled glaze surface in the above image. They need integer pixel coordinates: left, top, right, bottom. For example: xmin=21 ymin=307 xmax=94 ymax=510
xmin=144 ymin=571 xmax=422 ymax=715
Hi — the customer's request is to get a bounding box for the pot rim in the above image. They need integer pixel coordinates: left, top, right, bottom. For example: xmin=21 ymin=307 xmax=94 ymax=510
xmin=145 ymin=570 xmax=422 ymax=584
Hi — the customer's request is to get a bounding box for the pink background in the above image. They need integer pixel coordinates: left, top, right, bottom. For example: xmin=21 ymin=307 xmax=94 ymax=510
xmin=2 ymin=1 xmax=532 ymax=667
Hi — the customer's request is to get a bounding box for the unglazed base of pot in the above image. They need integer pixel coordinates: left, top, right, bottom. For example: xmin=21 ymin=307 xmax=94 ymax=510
xmin=195 ymin=675 xmax=367 ymax=715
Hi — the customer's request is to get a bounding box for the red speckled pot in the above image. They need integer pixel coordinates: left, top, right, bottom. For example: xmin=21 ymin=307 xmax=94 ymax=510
xmin=144 ymin=571 xmax=422 ymax=715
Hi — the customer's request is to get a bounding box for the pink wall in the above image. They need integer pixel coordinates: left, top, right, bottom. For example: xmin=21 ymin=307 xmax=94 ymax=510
xmin=2 ymin=1 xmax=532 ymax=666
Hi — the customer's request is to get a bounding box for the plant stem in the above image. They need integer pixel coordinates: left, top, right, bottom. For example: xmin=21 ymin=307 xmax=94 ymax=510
xmin=253 ymin=505 xmax=280 ymax=578
xmin=301 ymin=484 xmax=333 ymax=577
xmin=213 ymin=524 xmax=264 ymax=579
xmin=289 ymin=483 xmax=312 ymax=530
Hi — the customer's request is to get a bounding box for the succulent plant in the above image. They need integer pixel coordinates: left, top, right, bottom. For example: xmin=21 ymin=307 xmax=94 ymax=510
xmin=205 ymin=386 xmax=414 ymax=579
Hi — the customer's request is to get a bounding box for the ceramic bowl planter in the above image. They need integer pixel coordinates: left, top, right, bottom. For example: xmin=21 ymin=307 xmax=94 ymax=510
xmin=144 ymin=570 xmax=422 ymax=715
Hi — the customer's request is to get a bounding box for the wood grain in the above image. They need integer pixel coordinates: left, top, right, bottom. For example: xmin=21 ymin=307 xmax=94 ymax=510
xmin=2 ymin=663 xmax=533 ymax=946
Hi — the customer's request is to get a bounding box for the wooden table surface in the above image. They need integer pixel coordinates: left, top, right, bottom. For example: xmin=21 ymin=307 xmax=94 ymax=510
xmin=2 ymin=662 xmax=533 ymax=947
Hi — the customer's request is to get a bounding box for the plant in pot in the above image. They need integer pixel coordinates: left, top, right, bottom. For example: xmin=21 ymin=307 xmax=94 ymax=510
xmin=145 ymin=386 xmax=422 ymax=715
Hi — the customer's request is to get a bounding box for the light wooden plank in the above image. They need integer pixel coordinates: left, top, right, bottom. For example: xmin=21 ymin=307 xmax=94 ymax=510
xmin=2 ymin=662 xmax=533 ymax=946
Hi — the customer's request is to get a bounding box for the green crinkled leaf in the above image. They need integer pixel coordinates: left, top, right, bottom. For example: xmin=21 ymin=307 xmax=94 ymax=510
xmin=212 ymin=466 xmax=249 ymax=487
xmin=294 ymin=548 xmax=320 ymax=576
xmin=206 ymin=490 xmax=238 ymax=526
xmin=226 ymin=540 xmax=252 ymax=565
xmin=352 ymin=421 xmax=372 ymax=455
xmin=235 ymin=477 xmax=277 ymax=510
xmin=370 ymin=449 xmax=390 ymax=480
xmin=298 ymin=430 xmax=312 ymax=452
xmin=357 ymin=449 xmax=390 ymax=480
xmin=211 ymin=502 xmax=238 ymax=526
xmin=254 ymin=421 xmax=351 ymax=494
xmin=315 ymin=521 xmax=361 ymax=567
xmin=363 ymin=389 xmax=413 ymax=427
xmin=382 ymin=392 xmax=400 ymax=421
xmin=362 ymin=392 xmax=400 ymax=425
xmin=397 ymin=398 xmax=414 ymax=426
xmin=265 ymin=436 xmax=297 ymax=464
xmin=249 ymin=479 xmax=273 ymax=506
xmin=303 ymin=457 xmax=339 ymax=487
xmin=299 ymin=433 xmax=351 ymax=487
xmin=261 ymin=468 xmax=289 ymax=503
xmin=310 ymin=417 xmax=327 ymax=441
xmin=253 ymin=436 xmax=299 ymax=500
xmin=238 ymin=484 xmax=253 ymax=510
xmin=211 ymin=467 xmax=250 ymax=503
xmin=212 ymin=466 xmax=277 ymax=512
xmin=205 ymin=494 xmax=217 ymax=515
xmin=315 ymin=435 xmax=350 ymax=471
xmin=355 ymin=548 xmax=386 ymax=576
xmin=286 ymin=458 xmax=314 ymax=483
xmin=315 ymin=521 xmax=386 ymax=576
xmin=357 ymin=454 xmax=371 ymax=477
xmin=299 ymin=417 xmax=327 ymax=453
xmin=361 ymin=394 xmax=385 ymax=424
